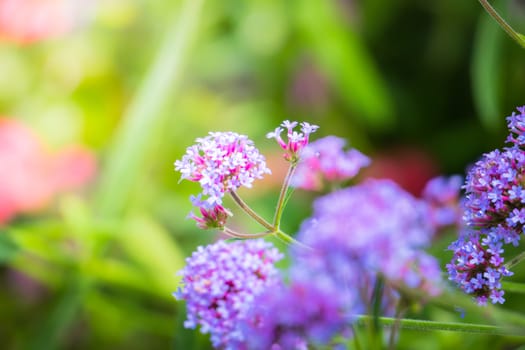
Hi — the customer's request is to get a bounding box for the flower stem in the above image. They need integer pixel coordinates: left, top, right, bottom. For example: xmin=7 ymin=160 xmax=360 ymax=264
xmin=505 ymin=250 xmax=525 ymax=270
xmin=355 ymin=315 xmax=525 ymax=337
xmin=478 ymin=0 xmax=525 ymax=49
xmin=274 ymin=229 xmax=311 ymax=249
xmin=273 ymin=163 xmax=298 ymax=229
xmin=222 ymin=227 xmax=272 ymax=239
xmin=388 ymin=298 xmax=408 ymax=350
xmin=229 ymin=190 xmax=274 ymax=231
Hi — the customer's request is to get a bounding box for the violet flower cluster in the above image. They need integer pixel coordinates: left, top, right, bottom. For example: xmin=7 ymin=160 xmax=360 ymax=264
xmin=294 ymin=178 xmax=442 ymax=300
xmin=174 ymin=239 xmax=283 ymax=349
xmin=241 ymin=275 xmax=352 ymax=350
xmin=175 ymin=121 xmax=446 ymax=349
xmin=421 ymin=175 xmax=463 ymax=231
xmin=447 ymin=105 xmax=525 ymax=305
xmin=174 ymin=131 xmax=270 ymax=209
xmin=291 ymin=135 xmax=371 ymax=191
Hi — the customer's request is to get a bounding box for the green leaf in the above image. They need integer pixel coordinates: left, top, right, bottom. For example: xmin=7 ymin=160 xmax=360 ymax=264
xmin=26 ymin=279 xmax=88 ymax=350
xmin=95 ymin=0 xmax=205 ymax=218
xmin=0 ymin=231 xmax=19 ymax=263
xmin=295 ymin=0 xmax=394 ymax=129
xmin=119 ymin=215 xmax=186 ymax=295
xmin=471 ymin=0 xmax=504 ymax=130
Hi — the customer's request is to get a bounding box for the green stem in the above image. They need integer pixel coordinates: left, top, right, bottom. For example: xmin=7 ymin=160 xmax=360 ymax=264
xmin=94 ymin=0 xmax=205 ymax=217
xmin=273 ymin=162 xmax=298 ymax=229
xmin=388 ymin=298 xmax=407 ymax=350
xmin=394 ymin=282 xmax=525 ymax=328
xmin=478 ymin=0 xmax=525 ymax=49
xmin=355 ymin=315 xmax=525 ymax=337
xmin=274 ymin=230 xmax=311 ymax=249
xmin=229 ymin=191 xmax=274 ymax=231
xmin=222 ymin=227 xmax=271 ymax=239
xmin=505 ymin=250 xmax=525 ymax=270
xmin=350 ymin=324 xmax=363 ymax=350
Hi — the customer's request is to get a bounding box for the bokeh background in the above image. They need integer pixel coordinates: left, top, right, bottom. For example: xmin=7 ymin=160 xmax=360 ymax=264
xmin=1 ymin=0 xmax=524 ymax=349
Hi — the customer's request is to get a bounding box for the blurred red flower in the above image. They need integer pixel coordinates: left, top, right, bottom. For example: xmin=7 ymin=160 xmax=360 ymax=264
xmin=0 ymin=0 xmax=88 ymax=44
xmin=361 ymin=147 xmax=438 ymax=196
xmin=0 ymin=118 xmax=96 ymax=224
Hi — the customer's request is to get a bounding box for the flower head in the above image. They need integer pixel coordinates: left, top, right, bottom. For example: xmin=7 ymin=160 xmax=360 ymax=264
xmin=291 ymin=136 xmax=370 ymax=190
xmin=447 ymin=140 xmax=525 ymax=304
xmin=506 ymin=105 xmax=525 ymax=147
xmin=0 ymin=118 xmax=96 ymax=224
xmin=421 ymin=175 xmax=463 ymax=230
xmin=293 ymin=179 xmax=441 ymax=310
xmin=462 ymin=147 xmax=525 ymax=246
xmin=175 ymin=239 xmax=283 ymax=349
xmin=447 ymin=231 xmax=512 ymax=305
xmin=241 ymin=276 xmax=350 ymax=350
xmin=188 ymin=195 xmax=232 ymax=230
xmin=266 ymin=121 xmax=319 ymax=163
xmin=175 ymin=132 xmax=270 ymax=208
xmin=0 ymin=0 xmax=92 ymax=44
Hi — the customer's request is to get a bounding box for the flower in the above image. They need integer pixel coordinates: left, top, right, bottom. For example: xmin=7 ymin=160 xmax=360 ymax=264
xmin=241 ymin=275 xmax=350 ymax=350
xmin=421 ymin=175 xmax=463 ymax=230
xmin=446 ymin=231 xmax=512 ymax=305
xmin=174 ymin=239 xmax=283 ymax=349
xmin=462 ymin=147 xmax=525 ymax=246
xmin=291 ymin=135 xmax=370 ymax=190
xmin=447 ymin=142 xmax=525 ymax=304
xmin=188 ymin=195 xmax=232 ymax=230
xmin=266 ymin=121 xmax=319 ymax=162
xmin=447 ymin=106 xmax=525 ymax=305
xmin=294 ymin=179 xmax=441 ymax=299
xmin=174 ymin=132 xmax=270 ymax=208
xmin=0 ymin=0 xmax=92 ymax=44
xmin=506 ymin=105 xmax=525 ymax=147
xmin=0 ymin=118 xmax=96 ymax=224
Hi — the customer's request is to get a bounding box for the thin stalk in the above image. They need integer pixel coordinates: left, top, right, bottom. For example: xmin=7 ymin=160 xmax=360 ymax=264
xmin=368 ymin=276 xmax=384 ymax=350
xmin=355 ymin=315 xmax=525 ymax=337
xmin=505 ymin=250 xmax=525 ymax=270
xmin=350 ymin=324 xmax=363 ymax=350
xmin=274 ymin=230 xmax=312 ymax=250
xmin=478 ymin=0 xmax=525 ymax=49
xmin=273 ymin=163 xmax=298 ymax=228
xmin=222 ymin=227 xmax=271 ymax=239
xmin=229 ymin=191 xmax=274 ymax=231
xmin=388 ymin=298 xmax=408 ymax=350
xmin=393 ymin=281 xmax=525 ymax=328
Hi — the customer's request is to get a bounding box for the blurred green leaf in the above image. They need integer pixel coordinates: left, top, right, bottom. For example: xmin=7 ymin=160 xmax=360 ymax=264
xmin=27 ymin=279 xmax=88 ymax=350
xmin=95 ymin=0 xmax=205 ymax=218
xmin=119 ymin=215 xmax=186 ymax=294
xmin=0 ymin=231 xmax=19 ymax=263
xmin=295 ymin=0 xmax=394 ymax=129
xmin=472 ymin=0 xmax=504 ymax=130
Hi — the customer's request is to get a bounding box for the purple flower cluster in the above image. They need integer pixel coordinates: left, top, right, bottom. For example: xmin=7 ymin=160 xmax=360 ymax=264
xmin=266 ymin=120 xmax=319 ymax=162
xmin=447 ymin=105 xmax=525 ymax=305
xmin=294 ymin=179 xmax=442 ymax=308
xmin=421 ymin=175 xmax=463 ymax=230
xmin=174 ymin=132 xmax=270 ymax=208
xmin=506 ymin=105 xmax=525 ymax=146
xmin=447 ymin=233 xmax=511 ymax=305
xmin=291 ymin=136 xmax=370 ymax=191
xmin=174 ymin=239 xmax=283 ymax=349
xmin=241 ymin=275 xmax=350 ymax=350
